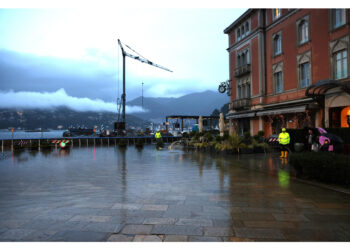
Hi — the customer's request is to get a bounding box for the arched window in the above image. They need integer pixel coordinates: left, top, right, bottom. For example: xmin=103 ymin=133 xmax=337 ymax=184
xmin=237 ymin=29 xmax=241 ymax=41
xmin=245 ymin=22 xmax=249 ymax=35
xmin=241 ymin=53 xmax=246 ymax=65
xmin=273 ymin=34 xmax=282 ymax=56
xmin=298 ymin=20 xmax=309 ymax=44
xmin=241 ymin=26 xmax=245 ymax=38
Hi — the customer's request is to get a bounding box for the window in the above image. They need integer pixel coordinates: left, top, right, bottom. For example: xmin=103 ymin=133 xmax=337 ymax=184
xmin=236 ymin=21 xmax=250 ymax=42
xmin=298 ymin=20 xmax=309 ymax=44
xmin=273 ymin=34 xmax=282 ymax=56
xmin=274 ymin=71 xmax=283 ymax=94
xmin=332 ymin=9 xmax=346 ymax=29
xmin=300 ymin=62 xmax=311 ymax=87
xmin=334 ymin=50 xmax=348 ymax=79
xmin=272 ymin=9 xmax=281 ymax=20
xmin=246 ymin=84 xmax=251 ymax=98
xmin=297 ymin=51 xmax=312 ymax=88
xmin=237 ymin=55 xmax=241 ymax=67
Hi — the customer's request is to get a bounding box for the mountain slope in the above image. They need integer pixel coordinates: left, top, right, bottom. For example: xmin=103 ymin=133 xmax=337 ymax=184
xmin=127 ymin=90 xmax=228 ymax=121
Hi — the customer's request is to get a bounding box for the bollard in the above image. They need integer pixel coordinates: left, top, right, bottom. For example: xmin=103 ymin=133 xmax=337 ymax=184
xmin=38 ymin=139 xmax=40 ymax=151
xmin=108 ymin=138 xmax=109 ymax=147
xmin=94 ymin=138 xmax=96 ymax=147
xmin=100 ymin=138 xmax=102 ymax=146
xmin=79 ymin=139 xmax=81 ymax=147
xmin=87 ymin=139 xmax=89 ymax=147
xmin=114 ymin=138 xmax=116 ymax=147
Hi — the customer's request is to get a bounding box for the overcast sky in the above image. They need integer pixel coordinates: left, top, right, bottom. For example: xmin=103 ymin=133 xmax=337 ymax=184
xmin=0 ymin=7 xmax=246 ymax=106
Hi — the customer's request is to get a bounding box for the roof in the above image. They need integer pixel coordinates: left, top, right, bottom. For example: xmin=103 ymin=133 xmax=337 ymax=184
xmin=224 ymin=9 xmax=254 ymax=34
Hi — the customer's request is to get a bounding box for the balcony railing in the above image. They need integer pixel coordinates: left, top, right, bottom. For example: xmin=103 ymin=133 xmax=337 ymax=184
xmin=234 ymin=64 xmax=251 ymax=77
xmin=231 ymin=98 xmax=251 ymax=110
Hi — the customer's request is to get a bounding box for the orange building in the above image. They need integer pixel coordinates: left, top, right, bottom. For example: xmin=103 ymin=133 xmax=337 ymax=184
xmin=223 ymin=9 xmax=350 ymax=136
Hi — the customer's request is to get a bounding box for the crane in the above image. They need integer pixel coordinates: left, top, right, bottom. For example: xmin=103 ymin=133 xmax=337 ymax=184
xmin=116 ymin=39 xmax=172 ymax=133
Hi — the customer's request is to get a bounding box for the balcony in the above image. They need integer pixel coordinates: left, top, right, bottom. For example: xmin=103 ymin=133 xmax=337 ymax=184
xmin=234 ymin=64 xmax=251 ymax=77
xmin=231 ymin=98 xmax=251 ymax=110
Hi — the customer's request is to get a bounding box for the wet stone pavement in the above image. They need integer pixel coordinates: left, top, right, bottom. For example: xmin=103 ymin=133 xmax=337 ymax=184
xmin=0 ymin=145 xmax=350 ymax=241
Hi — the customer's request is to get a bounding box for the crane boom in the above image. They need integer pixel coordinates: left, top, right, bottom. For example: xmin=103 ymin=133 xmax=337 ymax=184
xmin=118 ymin=39 xmax=172 ymax=72
xmin=116 ymin=39 xmax=172 ymax=133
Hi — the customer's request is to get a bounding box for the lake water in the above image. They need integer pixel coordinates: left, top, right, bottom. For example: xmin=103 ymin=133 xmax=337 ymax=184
xmin=0 ymin=130 xmax=65 ymax=139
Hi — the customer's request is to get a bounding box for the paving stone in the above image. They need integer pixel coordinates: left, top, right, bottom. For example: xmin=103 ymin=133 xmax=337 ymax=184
xmin=133 ymin=235 xmax=162 ymax=242
xmin=82 ymin=222 xmax=122 ymax=233
xmin=176 ymin=218 xmax=213 ymax=227
xmin=243 ymin=221 xmax=297 ymax=229
xmin=107 ymin=234 xmax=133 ymax=242
xmin=111 ymin=203 xmax=142 ymax=210
xmin=151 ymin=225 xmax=203 ymax=236
xmin=141 ymin=204 xmax=168 ymax=211
xmin=223 ymin=237 xmax=255 ymax=242
xmin=204 ymin=227 xmax=235 ymax=237
xmin=69 ymin=215 xmax=111 ymax=223
xmin=49 ymin=230 xmax=110 ymax=241
xmin=314 ymin=203 xmax=349 ymax=209
xmin=164 ymin=235 xmax=188 ymax=242
xmin=231 ymin=213 xmax=275 ymax=221
xmin=0 ymin=229 xmax=36 ymax=240
xmin=241 ymin=207 xmax=283 ymax=214
xmin=273 ymin=214 xmax=309 ymax=222
xmin=121 ymin=224 xmax=153 ymax=235
xmin=143 ymin=218 xmax=176 ymax=225
xmin=0 ymin=220 xmax=26 ymax=229
xmin=234 ymin=228 xmax=285 ymax=240
xmin=188 ymin=236 xmax=222 ymax=242
xmin=33 ymin=214 xmax=74 ymax=221
xmin=22 ymin=230 xmax=57 ymax=241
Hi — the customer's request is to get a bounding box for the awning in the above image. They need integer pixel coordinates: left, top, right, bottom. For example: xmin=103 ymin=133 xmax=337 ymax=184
xmin=256 ymin=105 xmax=306 ymax=116
xmin=226 ymin=112 xmax=256 ymax=119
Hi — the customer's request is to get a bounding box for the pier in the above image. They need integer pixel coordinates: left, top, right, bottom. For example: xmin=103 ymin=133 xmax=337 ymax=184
xmin=0 ymin=136 xmax=182 ymax=151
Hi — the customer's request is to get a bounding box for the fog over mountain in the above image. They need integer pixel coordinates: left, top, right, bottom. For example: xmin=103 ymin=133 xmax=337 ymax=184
xmin=0 ymin=88 xmax=145 ymax=113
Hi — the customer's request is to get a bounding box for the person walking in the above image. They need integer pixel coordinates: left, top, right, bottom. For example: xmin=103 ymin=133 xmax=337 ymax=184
xmin=306 ymin=129 xmax=317 ymax=151
xmin=278 ymin=128 xmax=290 ymax=158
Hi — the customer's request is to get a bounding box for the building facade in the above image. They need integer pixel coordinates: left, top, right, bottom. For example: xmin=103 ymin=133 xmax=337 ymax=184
xmin=224 ymin=9 xmax=350 ymax=136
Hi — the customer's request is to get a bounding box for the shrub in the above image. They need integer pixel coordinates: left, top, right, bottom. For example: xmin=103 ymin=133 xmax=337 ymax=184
xmin=189 ymin=131 xmax=197 ymax=138
xmin=204 ymin=132 xmax=213 ymax=142
xmin=257 ymin=130 xmax=265 ymax=137
xmin=182 ymin=132 xmax=189 ymax=138
xmin=289 ymin=152 xmax=350 ymax=185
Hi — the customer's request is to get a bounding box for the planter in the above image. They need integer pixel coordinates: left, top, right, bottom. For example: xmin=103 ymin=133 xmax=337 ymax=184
xmin=294 ymin=142 xmax=304 ymax=152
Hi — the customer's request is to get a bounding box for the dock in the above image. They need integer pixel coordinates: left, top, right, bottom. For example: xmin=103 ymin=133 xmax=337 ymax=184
xmin=1 ymin=136 xmax=182 ymax=151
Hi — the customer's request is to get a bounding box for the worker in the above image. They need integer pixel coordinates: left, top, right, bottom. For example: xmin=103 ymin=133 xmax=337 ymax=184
xmin=155 ymin=130 xmax=162 ymax=142
xmin=278 ymin=128 xmax=290 ymax=158
xmin=155 ymin=130 xmax=163 ymax=149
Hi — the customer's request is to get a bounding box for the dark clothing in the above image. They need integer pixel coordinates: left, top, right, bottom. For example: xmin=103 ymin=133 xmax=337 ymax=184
xmin=320 ymin=144 xmax=330 ymax=152
xmin=280 ymin=144 xmax=289 ymax=152
xmin=306 ymin=134 xmax=317 ymax=151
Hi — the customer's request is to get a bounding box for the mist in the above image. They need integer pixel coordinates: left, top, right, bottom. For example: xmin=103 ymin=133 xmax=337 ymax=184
xmin=0 ymin=88 xmax=146 ymax=113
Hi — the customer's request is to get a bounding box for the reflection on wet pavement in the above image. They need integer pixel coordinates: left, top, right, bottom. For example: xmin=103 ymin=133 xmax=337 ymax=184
xmin=0 ymin=145 xmax=350 ymax=241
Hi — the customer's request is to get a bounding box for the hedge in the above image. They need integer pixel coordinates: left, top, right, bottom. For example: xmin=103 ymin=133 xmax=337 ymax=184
xmin=289 ymin=152 xmax=350 ymax=185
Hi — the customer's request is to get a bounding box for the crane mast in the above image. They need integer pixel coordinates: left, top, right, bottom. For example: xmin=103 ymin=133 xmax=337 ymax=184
xmin=116 ymin=39 xmax=172 ymax=134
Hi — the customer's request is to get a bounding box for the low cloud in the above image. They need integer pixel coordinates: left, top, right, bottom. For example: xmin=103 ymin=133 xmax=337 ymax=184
xmin=0 ymin=88 xmax=146 ymax=113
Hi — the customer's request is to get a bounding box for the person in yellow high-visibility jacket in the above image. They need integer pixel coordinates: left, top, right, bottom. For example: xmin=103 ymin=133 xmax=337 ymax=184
xmin=278 ymin=128 xmax=290 ymax=158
